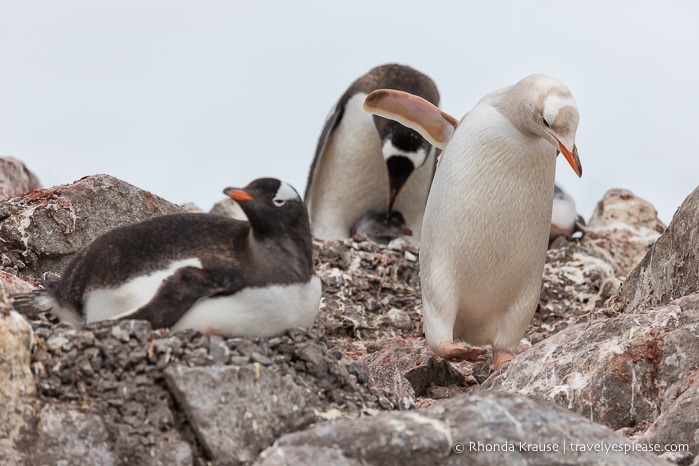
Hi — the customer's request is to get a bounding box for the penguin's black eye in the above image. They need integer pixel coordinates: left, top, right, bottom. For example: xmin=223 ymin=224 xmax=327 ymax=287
xmin=273 ymin=199 xmax=285 ymax=207
xmin=542 ymin=118 xmax=551 ymax=128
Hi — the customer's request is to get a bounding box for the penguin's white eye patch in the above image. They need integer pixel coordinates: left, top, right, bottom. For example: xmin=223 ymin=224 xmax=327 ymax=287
xmin=273 ymin=182 xmax=300 ymax=205
xmin=543 ymin=94 xmax=578 ymax=129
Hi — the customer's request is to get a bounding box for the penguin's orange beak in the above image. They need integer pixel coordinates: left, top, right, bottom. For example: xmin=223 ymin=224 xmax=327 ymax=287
xmin=224 ymin=188 xmax=253 ymax=201
xmin=556 ymin=138 xmax=582 ymax=177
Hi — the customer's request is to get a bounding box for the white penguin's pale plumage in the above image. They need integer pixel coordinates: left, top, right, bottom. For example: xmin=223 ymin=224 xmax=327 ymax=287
xmin=304 ymin=64 xmax=440 ymax=242
xmin=364 ymin=74 xmax=582 ymax=371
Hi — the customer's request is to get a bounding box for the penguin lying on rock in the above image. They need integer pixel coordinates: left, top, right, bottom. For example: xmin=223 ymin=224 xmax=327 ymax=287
xmin=13 ymin=178 xmax=321 ymax=338
xmin=365 ymin=74 xmax=583 ymax=372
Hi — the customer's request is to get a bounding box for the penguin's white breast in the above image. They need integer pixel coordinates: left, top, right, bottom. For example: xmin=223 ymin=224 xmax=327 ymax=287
xmin=84 ymin=258 xmax=203 ymax=322
xmin=308 ymin=93 xmax=387 ymax=239
xmin=421 ymin=105 xmax=556 ymax=319
xmin=171 ymin=276 xmax=322 ymax=337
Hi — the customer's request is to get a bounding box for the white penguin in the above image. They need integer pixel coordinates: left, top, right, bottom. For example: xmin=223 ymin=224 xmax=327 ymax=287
xmin=364 ymin=74 xmax=582 ymax=371
xmin=304 ymin=64 xmax=440 ymax=242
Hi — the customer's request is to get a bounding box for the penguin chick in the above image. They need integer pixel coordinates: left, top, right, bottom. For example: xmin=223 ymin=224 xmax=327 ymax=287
xmin=350 ymin=210 xmax=413 ymax=244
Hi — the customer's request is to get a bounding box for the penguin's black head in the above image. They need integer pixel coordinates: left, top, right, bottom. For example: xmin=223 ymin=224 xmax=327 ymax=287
xmin=223 ymin=178 xmax=310 ymax=238
xmin=373 ymin=118 xmax=433 ymax=215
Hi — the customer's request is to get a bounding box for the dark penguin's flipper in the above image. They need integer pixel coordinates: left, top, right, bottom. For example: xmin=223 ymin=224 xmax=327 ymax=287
xmin=127 ymin=266 xmax=244 ymax=329
xmin=304 ymin=104 xmax=342 ymax=202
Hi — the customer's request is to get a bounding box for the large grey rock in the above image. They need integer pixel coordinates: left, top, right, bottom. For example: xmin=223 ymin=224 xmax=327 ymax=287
xmin=0 ymin=156 xmax=41 ymax=200
xmin=614 ymin=186 xmax=699 ymax=313
xmin=0 ymin=309 xmax=37 ymax=466
xmin=482 ymin=293 xmax=699 ymax=447
xmin=639 ymin=376 xmax=699 ymax=465
xmin=257 ymin=391 xmax=666 ymax=466
xmin=0 ymin=174 xmax=184 ymax=278
xmin=165 ymin=364 xmax=308 ymax=465
xmin=257 ymin=446 xmax=364 ymax=466
xmin=32 ymin=405 xmax=115 ymax=466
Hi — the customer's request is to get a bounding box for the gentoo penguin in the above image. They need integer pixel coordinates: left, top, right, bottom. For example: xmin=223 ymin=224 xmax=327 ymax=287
xmin=550 ymin=183 xmax=584 ymax=241
xmin=304 ymin=64 xmax=440 ymax=242
xmin=364 ymin=74 xmax=582 ymax=371
xmin=12 ymin=178 xmax=321 ymax=337
xmin=349 ymin=210 xmax=412 ymax=244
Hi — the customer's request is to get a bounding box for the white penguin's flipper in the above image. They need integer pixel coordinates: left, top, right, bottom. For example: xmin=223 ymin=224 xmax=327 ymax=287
xmin=364 ymin=89 xmax=459 ymax=149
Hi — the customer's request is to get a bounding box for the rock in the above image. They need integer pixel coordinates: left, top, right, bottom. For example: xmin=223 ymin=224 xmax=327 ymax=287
xmin=639 ymin=374 xmax=699 ymax=465
xmin=261 ymin=410 xmax=452 ymax=466
xmin=210 ymin=197 xmax=247 ymax=220
xmin=0 ymin=156 xmax=42 ymax=200
xmin=533 ymin=189 xmax=664 ymax=343
xmin=257 ymin=446 xmax=364 ymax=466
xmin=258 ymin=391 xmax=665 ymax=466
xmin=27 ymin=320 xmax=400 ymax=465
xmin=0 ymin=174 xmax=184 ymax=279
xmin=165 ymin=365 xmax=308 ymax=465
xmin=614 ymin=186 xmax=699 ymax=313
xmin=32 ymin=404 xmax=115 ymax=466
xmin=587 ymin=188 xmax=666 ymax=233
xmin=482 ymin=293 xmax=699 ymax=444
xmin=0 ymin=270 xmax=39 ymax=296
xmin=359 ymin=339 xmax=477 ymax=406
xmin=0 ymin=310 xmax=37 ymax=465
xmin=367 ymin=364 xmax=415 ymax=404
xmin=313 ymin=238 xmax=422 ymax=342
xmin=582 ymin=188 xmax=664 ymax=277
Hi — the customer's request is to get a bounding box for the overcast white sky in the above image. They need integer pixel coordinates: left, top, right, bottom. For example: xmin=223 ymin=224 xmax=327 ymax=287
xmin=1 ymin=1 xmax=698 ymax=224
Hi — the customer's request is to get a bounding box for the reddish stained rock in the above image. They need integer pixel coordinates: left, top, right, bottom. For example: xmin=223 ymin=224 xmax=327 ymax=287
xmin=0 ymin=174 xmax=184 ymax=279
xmin=483 ymin=293 xmax=699 ymax=437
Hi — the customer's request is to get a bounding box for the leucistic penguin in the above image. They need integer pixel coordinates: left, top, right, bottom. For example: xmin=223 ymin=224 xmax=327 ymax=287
xmin=350 ymin=210 xmax=413 ymax=244
xmin=364 ymin=74 xmax=582 ymax=371
xmin=304 ymin=64 xmax=440 ymax=242
xmin=13 ymin=178 xmax=321 ymax=337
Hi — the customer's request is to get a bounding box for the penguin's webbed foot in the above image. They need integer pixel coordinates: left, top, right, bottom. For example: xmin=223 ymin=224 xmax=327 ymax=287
xmin=436 ymin=342 xmax=487 ymax=362
xmin=490 ymin=349 xmax=514 ymax=372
